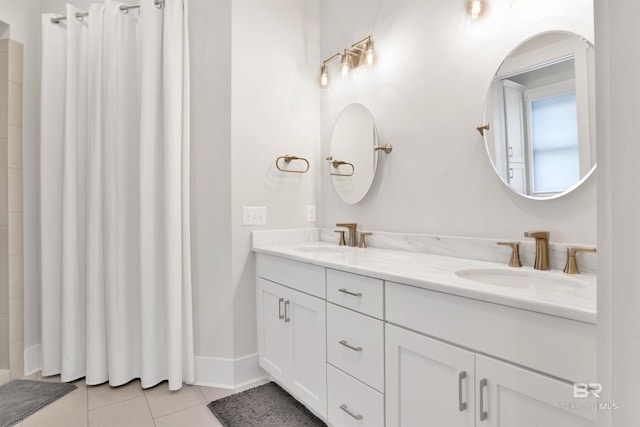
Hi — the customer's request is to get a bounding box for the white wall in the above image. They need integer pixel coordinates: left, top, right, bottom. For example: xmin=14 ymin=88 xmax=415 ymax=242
xmin=230 ymin=0 xmax=320 ymax=358
xmin=319 ymin=0 xmax=595 ymax=245
xmin=189 ymin=0 xmax=234 ymax=360
xmin=190 ymin=0 xmax=321 ymax=373
xmin=596 ymin=0 xmax=640 ymax=425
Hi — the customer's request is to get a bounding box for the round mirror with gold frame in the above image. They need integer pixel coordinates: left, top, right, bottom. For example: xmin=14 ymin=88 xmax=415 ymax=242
xmin=482 ymin=31 xmax=596 ymax=200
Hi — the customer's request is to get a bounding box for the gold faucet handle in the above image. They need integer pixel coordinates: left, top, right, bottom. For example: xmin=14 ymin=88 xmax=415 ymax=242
xmin=335 ymin=230 xmax=346 ymax=246
xmin=497 ymin=242 xmax=522 ymax=267
xmin=359 ymin=232 xmax=372 ymax=248
xmin=563 ymin=246 xmax=597 ymax=274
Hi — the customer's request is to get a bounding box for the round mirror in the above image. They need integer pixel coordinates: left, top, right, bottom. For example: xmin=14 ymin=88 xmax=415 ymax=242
xmin=482 ymin=32 xmax=596 ymax=200
xmin=328 ymin=104 xmax=380 ymax=204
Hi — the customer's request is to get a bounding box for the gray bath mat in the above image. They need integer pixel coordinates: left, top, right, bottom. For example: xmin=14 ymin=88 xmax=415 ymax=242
xmin=0 ymin=379 xmax=77 ymax=427
xmin=208 ymin=382 xmax=326 ymax=427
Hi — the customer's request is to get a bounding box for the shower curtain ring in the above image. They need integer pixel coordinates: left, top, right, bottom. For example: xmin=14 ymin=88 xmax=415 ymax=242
xmin=154 ymin=0 xmax=165 ymax=9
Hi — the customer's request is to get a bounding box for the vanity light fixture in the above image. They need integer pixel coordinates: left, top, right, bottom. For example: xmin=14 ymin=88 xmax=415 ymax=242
xmin=319 ymin=36 xmax=376 ymax=88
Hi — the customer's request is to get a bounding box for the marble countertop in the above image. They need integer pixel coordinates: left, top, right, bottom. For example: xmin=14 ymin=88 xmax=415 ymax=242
xmin=253 ymin=241 xmax=597 ymax=324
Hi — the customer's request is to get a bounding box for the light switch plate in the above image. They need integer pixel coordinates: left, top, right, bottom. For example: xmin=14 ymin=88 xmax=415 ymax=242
xmin=306 ymin=205 xmax=316 ymax=222
xmin=243 ymin=206 xmax=267 ymax=225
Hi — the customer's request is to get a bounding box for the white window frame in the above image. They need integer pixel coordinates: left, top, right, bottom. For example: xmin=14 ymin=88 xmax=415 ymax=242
xmin=523 ymin=79 xmax=577 ymax=197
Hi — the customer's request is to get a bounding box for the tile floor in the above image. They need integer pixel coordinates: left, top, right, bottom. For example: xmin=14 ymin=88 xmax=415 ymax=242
xmin=13 ymin=373 xmax=247 ymax=427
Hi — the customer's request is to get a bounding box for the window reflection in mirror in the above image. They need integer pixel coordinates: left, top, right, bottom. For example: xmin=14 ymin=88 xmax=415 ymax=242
xmin=483 ymin=32 xmax=595 ymax=199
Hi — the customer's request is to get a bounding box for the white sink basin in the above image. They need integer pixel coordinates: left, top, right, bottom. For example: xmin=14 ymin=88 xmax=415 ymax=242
xmin=455 ymin=268 xmax=586 ymax=289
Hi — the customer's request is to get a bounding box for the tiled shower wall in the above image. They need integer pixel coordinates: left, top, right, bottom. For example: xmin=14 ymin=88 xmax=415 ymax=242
xmin=0 ymin=38 xmax=23 ymax=385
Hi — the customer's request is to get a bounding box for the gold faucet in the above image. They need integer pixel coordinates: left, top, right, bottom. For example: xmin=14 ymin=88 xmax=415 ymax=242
xmin=524 ymin=231 xmax=549 ymax=270
xmin=563 ymin=247 xmax=596 ymax=274
xmin=336 ymin=223 xmax=358 ymax=247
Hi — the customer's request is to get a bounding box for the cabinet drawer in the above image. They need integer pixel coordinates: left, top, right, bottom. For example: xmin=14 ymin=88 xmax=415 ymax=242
xmin=256 ymin=253 xmax=326 ymax=298
xmin=327 ymin=303 xmax=384 ymax=392
xmin=328 ymin=364 xmax=384 ymax=427
xmin=327 ymin=269 xmax=383 ymax=319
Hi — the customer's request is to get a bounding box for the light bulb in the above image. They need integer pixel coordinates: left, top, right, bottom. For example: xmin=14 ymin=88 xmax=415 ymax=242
xmin=319 ymin=64 xmax=329 ymax=87
xmin=340 ymin=52 xmax=351 ymax=76
xmin=470 ymin=0 xmax=482 ymax=20
xmin=364 ymin=40 xmax=375 ymax=66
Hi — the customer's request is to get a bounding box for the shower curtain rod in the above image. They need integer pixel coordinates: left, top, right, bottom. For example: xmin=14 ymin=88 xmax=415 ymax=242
xmin=50 ymin=0 xmax=164 ymax=24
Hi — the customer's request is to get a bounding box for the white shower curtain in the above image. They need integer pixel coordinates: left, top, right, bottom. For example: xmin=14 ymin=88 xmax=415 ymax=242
xmin=40 ymin=0 xmax=194 ymax=390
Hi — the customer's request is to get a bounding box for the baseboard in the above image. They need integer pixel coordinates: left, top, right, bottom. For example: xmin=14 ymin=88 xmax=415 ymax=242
xmin=0 ymin=369 xmax=10 ymax=386
xmin=194 ymin=353 xmax=268 ymax=390
xmin=22 ymin=346 xmax=268 ymax=389
xmin=24 ymin=344 xmax=41 ymax=376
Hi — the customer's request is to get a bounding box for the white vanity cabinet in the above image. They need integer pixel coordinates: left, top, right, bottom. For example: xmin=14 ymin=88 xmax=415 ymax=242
xmin=254 ymin=249 xmax=597 ymax=427
xmin=256 ymin=255 xmax=327 ymax=418
xmin=385 ymin=282 xmax=597 ymax=427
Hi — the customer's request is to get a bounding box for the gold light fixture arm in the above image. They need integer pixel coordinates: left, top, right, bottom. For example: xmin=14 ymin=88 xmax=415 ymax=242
xmin=322 ymin=52 xmax=341 ymax=65
xmin=276 ymin=155 xmax=310 ymax=174
xmin=351 ymin=36 xmax=373 ymax=49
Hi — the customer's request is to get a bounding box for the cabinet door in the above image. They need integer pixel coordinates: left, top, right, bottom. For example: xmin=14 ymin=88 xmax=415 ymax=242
xmin=507 ymin=163 xmax=526 ymax=193
xmin=386 ymin=324 xmax=475 ymax=427
xmin=287 ymin=286 xmax=327 ymax=418
xmin=476 ymin=355 xmax=597 ymax=427
xmin=256 ymin=278 xmax=288 ymax=380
